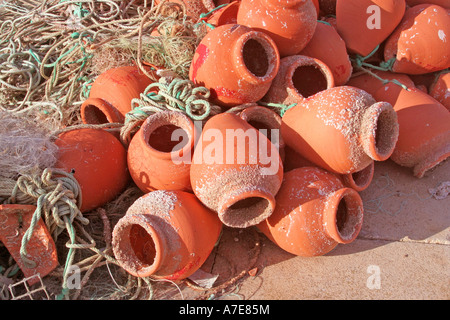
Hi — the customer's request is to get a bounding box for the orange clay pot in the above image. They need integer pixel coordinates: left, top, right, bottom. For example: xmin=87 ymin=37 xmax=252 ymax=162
xmin=257 ymin=167 xmax=364 ymax=257
xmin=201 ymin=1 xmax=240 ymax=30
xmin=189 ymin=24 xmax=280 ymax=108
xmin=263 ymin=55 xmax=335 ymax=106
xmin=373 ymin=83 xmax=450 ymax=178
xmin=190 ymin=113 xmax=283 ymax=228
xmin=127 ymin=111 xmax=196 ymax=193
xmin=319 ymin=0 xmax=336 ymax=15
xmin=429 ymin=72 xmax=450 ymax=111
xmin=384 ymin=4 xmax=450 ymax=75
xmin=283 ymin=146 xmax=375 ymax=192
xmin=346 ymin=70 xmax=416 ymax=96
xmin=112 ymin=190 xmax=222 ymax=280
xmin=336 ymin=0 xmax=406 ymax=57
xmin=237 ymin=0 xmax=317 ymax=57
xmin=81 ymin=66 xmax=155 ymax=124
xmin=54 ymin=128 xmax=129 ymax=212
xmin=237 ymin=105 xmax=286 ymax=162
xmin=0 ymin=204 xmax=58 ymax=285
xmin=299 ymin=21 xmax=352 ymax=86
xmin=281 ymin=86 xmax=399 ymax=174
xmin=405 ymin=0 xmax=450 ymax=10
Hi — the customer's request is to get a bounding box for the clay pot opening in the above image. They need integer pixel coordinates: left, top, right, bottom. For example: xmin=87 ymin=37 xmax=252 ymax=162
xmin=219 ymin=189 xmax=276 ymax=228
xmin=82 ymin=104 xmax=109 ymax=124
xmin=112 ymin=215 xmax=163 ymax=277
xmin=235 ymin=30 xmax=279 ymax=83
xmin=362 ymin=102 xmax=399 ymax=162
xmin=342 ymin=161 xmax=374 ymax=192
xmin=292 ymin=64 xmax=329 ymax=99
xmin=143 ymin=111 xmax=195 ymax=159
xmin=324 ymin=188 xmax=363 ymax=244
xmin=243 ymin=39 xmax=269 ymax=77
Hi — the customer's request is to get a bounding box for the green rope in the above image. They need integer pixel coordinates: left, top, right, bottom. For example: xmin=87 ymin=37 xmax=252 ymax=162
xmin=258 ymin=101 xmax=297 ymax=117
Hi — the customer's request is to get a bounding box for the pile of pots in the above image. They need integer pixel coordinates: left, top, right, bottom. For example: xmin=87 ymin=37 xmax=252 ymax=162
xmin=34 ymin=0 xmax=450 ymax=283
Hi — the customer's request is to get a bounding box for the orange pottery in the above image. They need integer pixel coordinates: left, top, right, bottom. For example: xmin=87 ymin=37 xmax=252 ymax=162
xmin=189 ymin=24 xmax=280 ymax=108
xmin=127 ymin=111 xmax=197 ymax=193
xmin=54 ymin=128 xmax=129 ymax=212
xmin=281 ymin=86 xmax=399 ymax=174
xmin=201 ymin=0 xmax=240 ymax=30
xmin=384 ymin=4 xmax=450 ymax=75
xmin=336 ymin=0 xmax=406 ymax=57
xmin=299 ymin=21 xmax=353 ymax=86
xmin=405 ymin=0 xmax=450 ymax=9
xmin=81 ymin=66 xmax=155 ymax=124
xmin=429 ymin=72 xmax=450 ymax=111
xmin=257 ymin=167 xmax=364 ymax=257
xmin=237 ymin=0 xmax=317 ymax=57
xmin=0 ymin=204 xmax=58 ymax=285
xmin=112 ymin=190 xmax=222 ymax=280
xmin=190 ymin=113 xmax=283 ymax=228
xmin=373 ymin=83 xmax=450 ymax=178
xmin=263 ymin=55 xmax=335 ymax=106
xmin=238 ymin=105 xmax=286 ymax=162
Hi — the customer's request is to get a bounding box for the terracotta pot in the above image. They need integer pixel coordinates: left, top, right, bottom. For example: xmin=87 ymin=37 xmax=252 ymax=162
xmin=189 ymin=24 xmax=280 ymax=108
xmin=284 ymin=146 xmax=375 ymax=192
xmin=263 ymin=55 xmax=335 ymax=106
xmin=190 ymin=113 xmax=283 ymax=228
xmin=112 ymin=190 xmax=222 ymax=280
xmin=238 ymin=105 xmax=286 ymax=162
xmin=81 ymin=66 xmax=155 ymax=124
xmin=127 ymin=111 xmax=196 ymax=193
xmin=299 ymin=21 xmax=353 ymax=86
xmin=257 ymin=167 xmax=364 ymax=257
xmin=0 ymin=204 xmax=58 ymax=285
xmin=429 ymin=72 xmax=450 ymax=111
xmin=373 ymin=83 xmax=450 ymax=178
xmin=346 ymin=70 xmax=416 ymax=96
xmin=281 ymin=86 xmax=399 ymax=174
xmin=54 ymin=128 xmax=129 ymax=212
xmin=384 ymin=4 xmax=450 ymax=75
xmin=405 ymin=0 xmax=450 ymax=9
xmin=336 ymin=0 xmax=406 ymax=57
xmin=236 ymin=0 xmax=317 ymax=57
xmin=201 ymin=0 xmax=240 ymax=30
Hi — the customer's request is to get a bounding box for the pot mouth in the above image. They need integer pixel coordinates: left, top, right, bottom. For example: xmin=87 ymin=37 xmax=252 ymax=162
xmin=289 ymin=56 xmax=334 ymax=99
xmin=141 ymin=111 xmax=195 ymax=160
xmin=218 ymin=187 xmax=276 ymax=228
xmin=323 ymin=188 xmax=364 ymax=244
xmin=341 ymin=161 xmax=374 ymax=192
xmin=112 ymin=214 xmax=163 ymax=278
xmin=234 ymin=30 xmax=280 ymax=84
xmin=81 ymin=98 xmax=124 ymax=124
xmin=361 ymin=101 xmax=399 ymax=161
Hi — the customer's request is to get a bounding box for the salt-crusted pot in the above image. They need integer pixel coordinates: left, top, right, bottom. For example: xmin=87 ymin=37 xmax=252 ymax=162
xmin=299 ymin=21 xmax=352 ymax=86
xmin=238 ymin=105 xmax=286 ymax=162
xmin=257 ymin=167 xmax=364 ymax=257
xmin=263 ymin=55 xmax=335 ymax=106
xmin=202 ymin=0 xmax=240 ymax=30
xmin=190 ymin=113 xmax=283 ymax=228
xmin=127 ymin=111 xmax=197 ymax=193
xmin=0 ymin=204 xmax=59 ymax=285
xmin=281 ymin=86 xmax=399 ymax=174
xmin=429 ymin=72 xmax=450 ymax=111
xmin=336 ymin=0 xmax=406 ymax=57
xmin=384 ymin=4 xmax=450 ymax=75
xmin=189 ymin=24 xmax=280 ymax=108
xmin=81 ymin=66 xmax=154 ymax=124
xmin=54 ymin=128 xmax=129 ymax=212
xmin=112 ymin=190 xmax=222 ymax=280
xmin=237 ymin=0 xmax=317 ymax=57
xmin=405 ymin=0 xmax=450 ymax=9
xmin=373 ymin=83 xmax=450 ymax=178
